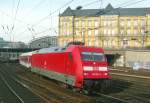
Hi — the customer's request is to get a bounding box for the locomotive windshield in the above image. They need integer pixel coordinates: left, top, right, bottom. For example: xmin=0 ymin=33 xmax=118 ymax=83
xmin=81 ymin=52 xmax=105 ymax=61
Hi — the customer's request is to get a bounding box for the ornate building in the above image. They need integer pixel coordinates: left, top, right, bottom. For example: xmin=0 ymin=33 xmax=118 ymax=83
xmin=59 ymin=4 xmax=150 ymax=48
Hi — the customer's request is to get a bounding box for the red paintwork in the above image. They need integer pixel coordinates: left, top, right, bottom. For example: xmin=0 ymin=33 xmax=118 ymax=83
xmin=32 ymin=52 xmax=74 ymax=75
xmin=19 ymin=45 xmax=110 ymax=88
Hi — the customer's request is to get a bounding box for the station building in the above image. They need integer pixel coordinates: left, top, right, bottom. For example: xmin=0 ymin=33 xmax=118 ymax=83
xmin=29 ymin=36 xmax=58 ymax=48
xmin=58 ymin=4 xmax=150 ymax=49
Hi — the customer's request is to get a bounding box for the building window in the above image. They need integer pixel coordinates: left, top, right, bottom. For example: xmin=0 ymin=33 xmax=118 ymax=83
xmin=82 ymin=21 xmax=85 ymax=27
xmin=104 ymin=21 xmax=107 ymax=26
xmin=127 ymin=20 xmax=131 ymax=27
xmin=82 ymin=31 xmax=85 ymax=37
xmin=112 ymin=21 xmax=116 ymax=26
xmin=127 ymin=29 xmax=131 ymax=35
xmin=76 ymin=21 xmax=79 ymax=27
xmin=108 ymin=40 xmax=111 ymax=47
xmin=104 ymin=29 xmax=107 ymax=35
xmin=120 ymin=21 xmax=124 ymax=26
xmin=141 ymin=19 xmax=145 ymax=26
xmin=76 ymin=30 xmax=79 ymax=36
xmin=134 ymin=20 xmax=138 ymax=26
xmin=104 ymin=40 xmax=108 ymax=47
xmin=67 ymin=23 xmax=70 ymax=28
xmin=134 ymin=40 xmax=138 ymax=47
xmin=95 ymin=41 xmax=99 ymax=46
xmin=88 ymin=30 xmax=92 ymax=36
xmin=88 ymin=41 xmax=92 ymax=46
xmin=108 ymin=29 xmax=111 ymax=35
xmin=67 ymin=30 xmax=70 ymax=36
xmin=122 ymin=39 xmax=128 ymax=48
xmin=141 ymin=29 xmax=145 ymax=35
xmin=112 ymin=29 xmax=115 ymax=36
xmin=88 ymin=20 xmax=92 ymax=27
xmin=95 ymin=30 xmax=98 ymax=36
xmin=95 ymin=21 xmax=99 ymax=27
xmin=112 ymin=40 xmax=115 ymax=47
xmin=82 ymin=29 xmax=85 ymax=36
xmin=64 ymin=41 xmax=67 ymax=46
xmin=107 ymin=21 xmax=111 ymax=26
xmin=64 ymin=29 xmax=67 ymax=36
xmin=120 ymin=30 xmax=124 ymax=35
xmin=64 ymin=22 xmax=67 ymax=28
xmin=134 ymin=29 xmax=138 ymax=35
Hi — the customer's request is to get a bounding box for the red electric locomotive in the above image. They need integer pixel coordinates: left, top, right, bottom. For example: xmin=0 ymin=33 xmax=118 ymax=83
xmin=19 ymin=45 xmax=110 ymax=93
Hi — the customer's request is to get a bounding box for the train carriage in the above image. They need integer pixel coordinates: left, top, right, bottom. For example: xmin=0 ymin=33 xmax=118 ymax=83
xmin=19 ymin=51 xmax=34 ymax=68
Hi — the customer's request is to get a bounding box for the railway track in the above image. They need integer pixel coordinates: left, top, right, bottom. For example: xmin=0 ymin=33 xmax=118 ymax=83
xmin=111 ymin=72 xmax=150 ymax=79
xmin=0 ymin=72 xmax=23 ymax=103
xmin=108 ymin=73 xmax=150 ymax=103
xmin=18 ymin=71 xmax=91 ymax=103
xmin=0 ymin=63 xmax=46 ymax=103
xmin=16 ymin=64 xmax=129 ymax=103
xmin=93 ymin=92 xmax=129 ymax=103
xmin=2 ymin=63 xmax=150 ymax=103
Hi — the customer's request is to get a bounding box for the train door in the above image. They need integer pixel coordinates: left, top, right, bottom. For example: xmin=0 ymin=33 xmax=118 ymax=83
xmin=65 ymin=52 xmax=74 ymax=86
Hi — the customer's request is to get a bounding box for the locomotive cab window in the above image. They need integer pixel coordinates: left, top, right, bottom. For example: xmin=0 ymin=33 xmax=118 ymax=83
xmin=81 ymin=52 xmax=105 ymax=61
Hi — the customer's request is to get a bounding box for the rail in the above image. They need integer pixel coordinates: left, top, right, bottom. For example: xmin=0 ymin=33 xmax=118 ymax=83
xmin=0 ymin=71 xmax=25 ymax=103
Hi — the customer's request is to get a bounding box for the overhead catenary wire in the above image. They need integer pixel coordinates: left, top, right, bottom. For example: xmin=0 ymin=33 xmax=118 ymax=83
xmin=12 ymin=0 xmax=21 ymax=31
xmin=31 ymin=0 xmax=75 ymax=27
xmin=99 ymin=0 xmax=103 ymax=9
xmin=24 ymin=0 xmax=47 ymax=17
xmin=15 ymin=0 xmax=76 ymax=37
xmin=13 ymin=0 xmax=149 ymax=43
xmin=82 ymin=0 xmax=100 ymax=8
xmin=121 ymin=0 xmax=148 ymax=7
xmin=23 ymin=0 xmax=148 ymax=41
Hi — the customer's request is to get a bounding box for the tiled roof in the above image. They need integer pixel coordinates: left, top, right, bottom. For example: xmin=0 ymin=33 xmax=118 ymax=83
xmin=60 ymin=3 xmax=150 ymax=17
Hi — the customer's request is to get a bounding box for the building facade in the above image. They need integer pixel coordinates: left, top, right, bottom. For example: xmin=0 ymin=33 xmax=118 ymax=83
xmin=59 ymin=4 xmax=150 ymax=48
xmin=29 ymin=36 xmax=58 ymax=48
xmin=0 ymin=37 xmax=27 ymax=48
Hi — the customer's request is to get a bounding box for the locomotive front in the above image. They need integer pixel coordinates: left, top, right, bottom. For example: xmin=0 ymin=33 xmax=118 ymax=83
xmin=79 ymin=46 xmax=110 ymax=92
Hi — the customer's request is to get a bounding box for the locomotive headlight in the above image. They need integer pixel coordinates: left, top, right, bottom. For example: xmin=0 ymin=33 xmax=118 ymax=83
xmin=83 ymin=66 xmax=93 ymax=71
xmin=84 ymin=73 xmax=88 ymax=75
xmin=104 ymin=73 xmax=108 ymax=76
xmin=99 ymin=67 xmax=107 ymax=71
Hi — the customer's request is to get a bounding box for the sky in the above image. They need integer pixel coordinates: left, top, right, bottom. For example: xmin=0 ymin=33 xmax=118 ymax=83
xmin=0 ymin=0 xmax=150 ymax=43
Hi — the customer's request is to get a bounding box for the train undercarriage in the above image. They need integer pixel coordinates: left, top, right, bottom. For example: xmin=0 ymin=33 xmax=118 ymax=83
xmin=83 ymin=79 xmax=111 ymax=94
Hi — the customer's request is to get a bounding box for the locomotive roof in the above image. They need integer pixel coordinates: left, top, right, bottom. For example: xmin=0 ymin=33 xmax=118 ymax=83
xmin=37 ymin=46 xmax=66 ymax=54
xmin=35 ymin=45 xmax=104 ymax=54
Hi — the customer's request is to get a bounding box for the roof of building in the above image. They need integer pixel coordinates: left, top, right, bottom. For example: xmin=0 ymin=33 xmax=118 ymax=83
xmin=60 ymin=3 xmax=150 ymax=17
xmin=30 ymin=36 xmax=58 ymax=43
